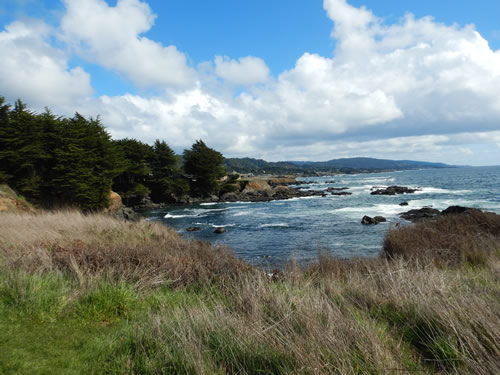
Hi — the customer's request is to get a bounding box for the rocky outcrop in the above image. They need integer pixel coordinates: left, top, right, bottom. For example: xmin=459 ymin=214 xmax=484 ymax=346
xmin=0 ymin=185 xmax=36 ymax=214
xmin=399 ymin=205 xmax=490 ymax=223
xmin=326 ymin=187 xmax=349 ymax=192
xmin=371 ymin=186 xmax=420 ymax=195
xmin=361 ymin=215 xmax=387 ymax=225
xmin=105 ymin=191 xmax=141 ymax=221
xmin=186 ymin=227 xmax=201 ymax=232
xmin=214 ymin=227 xmax=225 ymax=234
xmin=399 ymin=201 xmax=409 ymax=206
xmin=441 ymin=205 xmax=481 ymax=216
xmin=399 ymin=207 xmax=445 ymax=222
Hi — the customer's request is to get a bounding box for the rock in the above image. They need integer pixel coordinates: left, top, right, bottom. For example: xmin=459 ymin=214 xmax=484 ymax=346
xmin=107 ymin=191 xmax=122 ymax=212
xmin=0 ymin=185 xmax=36 ymax=214
xmin=132 ymin=196 xmax=163 ymax=210
xmin=441 ymin=205 xmax=480 ymax=215
xmin=214 ymin=227 xmax=225 ymax=234
xmin=399 ymin=207 xmax=441 ymax=222
xmin=326 ymin=187 xmax=349 ymax=192
xmin=361 ymin=215 xmax=386 ymax=225
xmin=242 ymin=180 xmax=272 ymax=194
xmin=399 ymin=201 xmax=409 ymax=206
xmin=112 ymin=206 xmax=141 ymax=221
xmin=186 ymin=227 xmax=201 ymax=232
xmin=371 ymin=186 xmax=420 ymax=195
xmin=330 ymin=191 xmax=352 ymax=196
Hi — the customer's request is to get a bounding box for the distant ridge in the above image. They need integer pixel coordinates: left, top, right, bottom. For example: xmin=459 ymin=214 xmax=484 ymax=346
xmin=224 ymin=157 xmax=453 ymax=174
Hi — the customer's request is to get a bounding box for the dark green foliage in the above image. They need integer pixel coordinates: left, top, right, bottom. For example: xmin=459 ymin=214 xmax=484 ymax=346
xmin=112 ymin=138 xmax=154 ymax=205
xmin=0 ymin=100 xmax=50 ymax=200
xmin=150 ymin=139 xmax=188 ymax=202
xmin=46 ymin=114 xmax=121 ymax=210
xmin=0 ymin=96 xmax=229 ymax=208
xmin=0 ymin=98 xmax=121 ymax=210
xmin=184 ymin=140 xmax=225 ymax=197
xmin=219 ymin=183 xmax=239 ymax=195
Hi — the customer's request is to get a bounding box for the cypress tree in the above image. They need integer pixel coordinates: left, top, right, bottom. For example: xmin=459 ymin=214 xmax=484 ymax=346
xmin=150 ymin=139 xmax=188 ymax=202
xmin=112 ymin=138 xmax=154 ymax=205
xmin=183 ymin=140 xmax=225 ymax=197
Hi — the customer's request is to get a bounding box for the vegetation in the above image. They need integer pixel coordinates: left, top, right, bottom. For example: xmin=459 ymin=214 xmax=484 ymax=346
xmin=0 ymin=96 xmax=225 ymax=209
xmin=184 ymin=140 xmax=225 ymax=197
xmin=224 ymin=157 xmax=452 ymax=175
xmin=0 ymin=209 xmax=498 ymax=374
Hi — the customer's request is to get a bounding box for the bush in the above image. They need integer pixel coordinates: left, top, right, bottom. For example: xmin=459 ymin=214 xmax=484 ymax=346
xmin=383 ymin=210 xmax=500 ymax=266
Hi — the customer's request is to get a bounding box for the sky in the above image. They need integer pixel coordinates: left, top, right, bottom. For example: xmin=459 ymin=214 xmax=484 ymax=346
xmin=1 ymin=0 xmax=500 ymax=166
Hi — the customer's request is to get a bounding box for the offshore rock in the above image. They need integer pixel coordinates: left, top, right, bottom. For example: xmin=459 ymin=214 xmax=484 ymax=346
xmin=214 ymin=227 xmax=225 ymax=234
xmin=441 ymin=205 xmax=481 ymax=215
xmin=361 ymin=215 xmax=386 ymax=225
xmin=399 ymin=207 xmax=441 ymax=222
xmin=371 ymin=186 xmax=420 ymax=195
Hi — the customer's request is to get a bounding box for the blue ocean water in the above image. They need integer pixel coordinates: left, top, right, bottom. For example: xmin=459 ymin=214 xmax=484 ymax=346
xmin=144 ymin=166 xmax=500 ymax=266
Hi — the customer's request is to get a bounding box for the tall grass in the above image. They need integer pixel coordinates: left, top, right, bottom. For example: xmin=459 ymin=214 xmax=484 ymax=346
xmin=0 ymin=210 xmax=499 ymax=374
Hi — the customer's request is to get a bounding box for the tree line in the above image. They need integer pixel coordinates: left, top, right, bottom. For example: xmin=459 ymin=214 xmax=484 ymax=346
xmin=0 ymin=96 xmax=226 ymax=211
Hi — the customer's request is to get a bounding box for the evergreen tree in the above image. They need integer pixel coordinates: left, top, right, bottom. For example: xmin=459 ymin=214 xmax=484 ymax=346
xmin=0 ymin=99 xmax=50 ymax=200
xmin=183 ymin=140 xmax=225 ymax=197
xmin=49 ymin=113 xmax=121 ymax=210
xmin=0 ymin=96 xmax=12 ymax=183
xmin=112 ymin=138 xmax=154 ymax=205
xmin=150 ymin=139 xmax=188 ymax=202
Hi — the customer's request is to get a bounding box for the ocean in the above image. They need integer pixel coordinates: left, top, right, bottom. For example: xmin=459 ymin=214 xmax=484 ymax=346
xmin=143 ymin=166 xmax=500 ymax=267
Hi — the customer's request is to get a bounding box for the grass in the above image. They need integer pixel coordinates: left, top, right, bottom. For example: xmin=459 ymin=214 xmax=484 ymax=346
xmin=0 ymin=209 xmax=499 ymax=374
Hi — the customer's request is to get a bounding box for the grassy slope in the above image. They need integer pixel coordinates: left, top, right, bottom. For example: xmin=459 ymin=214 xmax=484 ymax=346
xmin=0 ymin=210 xmax=499 ymax=374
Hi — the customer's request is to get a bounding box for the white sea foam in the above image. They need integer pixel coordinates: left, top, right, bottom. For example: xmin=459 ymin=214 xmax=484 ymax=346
xmin=210 ymin=224 xmax=237 ymax=228
xmin=415 ymin=187 xmax=472 ymax=195
xmin=259 ymin=223 xmax=289 ymax=228
xmin=286 ymin=196 xmax=322 ymax=201
xmin=164 ymin=213 xmax=197 ymax=219
xmin=200 ymin=202 xmax=218 ymax=206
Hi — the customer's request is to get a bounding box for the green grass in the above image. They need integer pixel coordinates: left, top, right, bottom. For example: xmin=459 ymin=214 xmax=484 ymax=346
xmin=0 ymin=210 xmax=499 ymax=374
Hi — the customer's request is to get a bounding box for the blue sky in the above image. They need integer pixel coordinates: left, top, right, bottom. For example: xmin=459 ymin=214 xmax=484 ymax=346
xmin=1 ymin=0 xmax=500 ymax=165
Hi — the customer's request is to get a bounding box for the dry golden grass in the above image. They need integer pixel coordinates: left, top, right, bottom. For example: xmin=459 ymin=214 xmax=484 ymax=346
xmin=0 ymin=210 xmax=250 ymax=289
xmin=383 ymin=210 xmax=500 ymax=266
xmin=0 ymin=210 xmax=499 ymax=374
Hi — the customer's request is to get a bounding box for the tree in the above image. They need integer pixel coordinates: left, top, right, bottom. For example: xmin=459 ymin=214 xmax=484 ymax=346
xmin=49 ymin=113 xmax=121 ymax=210
xmin=150 ymin=139 xmax=187 ymax=202
xmin=183 ymin=140 xmax=225 ymax=197
xmin=112 ymin=138 xmax=154 ymax=205
xmin=0 ymin=99 xmax=49 ymax=200
xmin=0 ymin=96 xmax=12 ymax=183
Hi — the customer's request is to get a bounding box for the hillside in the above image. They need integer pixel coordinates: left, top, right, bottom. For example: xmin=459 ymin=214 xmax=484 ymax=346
xmin=225 ymin=157 xmax=453 ymax=175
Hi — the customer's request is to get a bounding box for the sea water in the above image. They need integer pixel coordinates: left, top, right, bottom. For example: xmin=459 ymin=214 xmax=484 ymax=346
xmin=144 ymin=166 xmax=500 ymax=266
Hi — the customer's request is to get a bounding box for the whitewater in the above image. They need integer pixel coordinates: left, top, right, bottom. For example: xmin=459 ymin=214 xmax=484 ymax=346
xmin=144 ymin=166 xmax=500 ymax=266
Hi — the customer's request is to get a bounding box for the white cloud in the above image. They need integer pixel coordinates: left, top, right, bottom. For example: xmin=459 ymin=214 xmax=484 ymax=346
xmin=1 ymin=0 xmax=500 ymax=165
xmin=60 ymin=0 xmax=195 ymax=88
xmin=214 ymin=56 xmax=270 ymax=85
xmin=0 ymin=20 xmax=93 ymax=111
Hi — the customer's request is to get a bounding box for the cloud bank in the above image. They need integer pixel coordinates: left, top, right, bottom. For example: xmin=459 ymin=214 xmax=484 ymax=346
xmin=1 ymin=0 xmax=499 ymax=165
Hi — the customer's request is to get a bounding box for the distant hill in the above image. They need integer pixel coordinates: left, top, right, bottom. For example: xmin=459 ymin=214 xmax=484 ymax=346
xmin=225 ymin=157 xmax=453 ymax=175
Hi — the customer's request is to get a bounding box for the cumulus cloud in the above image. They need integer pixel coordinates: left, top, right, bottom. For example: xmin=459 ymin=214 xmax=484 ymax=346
xmin=2 ymin=0 xmax=500 ymax=164
xmin=60 ymin=0 xmax=195 ymax=88
xmin=214 ymin=56 xmax=270 ymax=85
xmin=79 ymin=0 xmax=500 ymax=163
xmin=0 ymin=20 xmax=93 ymax=111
